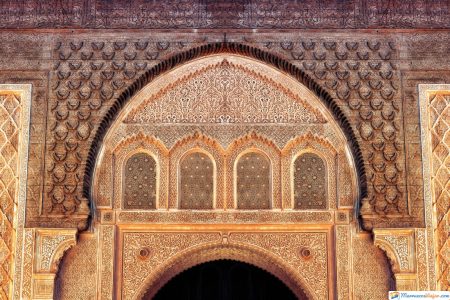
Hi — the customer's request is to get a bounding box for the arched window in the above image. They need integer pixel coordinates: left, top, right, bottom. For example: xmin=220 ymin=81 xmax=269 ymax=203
xmin=293 ymin=153 xmax=327 ymax=209
xmin=124 ymin=153 xmax=157 ymax=209
xmin=179 ymin=152 xmax=214 ymax=209
xmin=236 ymin=152 xmax=271 ymax=209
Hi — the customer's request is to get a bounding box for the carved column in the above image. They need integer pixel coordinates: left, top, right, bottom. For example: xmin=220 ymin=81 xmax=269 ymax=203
xmin=374 ymin=229 xmax=417 ymax=290
xmin=31 ymin=229 xmax=77 ymax=300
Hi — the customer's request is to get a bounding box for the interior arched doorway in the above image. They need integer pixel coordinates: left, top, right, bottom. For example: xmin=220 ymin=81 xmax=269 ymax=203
xmin=135 ymin=243 xmax=314 ymax=300
xmin=52 ymin=43 xmax=395 ymax=300
xmin=149 ymin=260 xmax=300 ymax=300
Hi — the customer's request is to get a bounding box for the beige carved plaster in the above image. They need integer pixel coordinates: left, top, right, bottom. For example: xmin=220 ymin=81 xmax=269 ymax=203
xmin=374 ymin=228 xmax=417 ymax=290
xmin=419 ymin=84 xmax=450 ymax=291
xmin=31 ymin=229 xmax=77 ymax=300
xmin=49 ymin=53 xmax=400 ymax=300
xmin=0 ymin=85 xmax=31 ymax=300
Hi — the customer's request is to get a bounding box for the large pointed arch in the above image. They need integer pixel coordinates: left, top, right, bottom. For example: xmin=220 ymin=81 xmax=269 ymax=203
xmin=85 ymin=42 xmax=366 ymax=218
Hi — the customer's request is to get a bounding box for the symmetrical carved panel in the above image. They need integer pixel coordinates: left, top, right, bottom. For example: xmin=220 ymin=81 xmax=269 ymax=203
xmin=121 ymin=232 xmax=222 ymax=300
xmin=236 ymin=152 xmax=271 ymax=209
xmin=420 ymin=88 xmax=450 ymax=291
xmin=179 ymin=152 xmax=214 ymax=209
xmin=0 ymin=93 xmax=21 ymax=299
xmin=293 ymin=153 xmax=327 ymax=209
xmin=123 ymin=153 xmax=157 ymax=209
xmin=120 ymin=230 xmax=328 ymax=300
xmin=281 ymin=135 xmax=338 ymax=210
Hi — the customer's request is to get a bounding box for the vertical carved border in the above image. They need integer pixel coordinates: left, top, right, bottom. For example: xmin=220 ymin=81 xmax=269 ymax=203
xmin=335 ymin=225 xmax=351 ymax=299
xmin=419 ymin=84 xmax=450 ymax=290
xmin=0 ymin=85 xmax=33 ymax=300
xmin=98 ymin=225 xmax=115 ymax=300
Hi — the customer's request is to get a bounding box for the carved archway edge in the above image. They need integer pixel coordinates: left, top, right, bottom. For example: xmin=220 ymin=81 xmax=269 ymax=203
xmin=84 ymin=42 xmax=367 ymax=226
xmin=136 ymin=242 xmax=313 ymax=300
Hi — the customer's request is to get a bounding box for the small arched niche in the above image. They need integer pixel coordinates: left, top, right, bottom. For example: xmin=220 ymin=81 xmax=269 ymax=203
xmin=179 ymin=151 xmax=215 ymax=209
xmin=123 ymin=152 xmax=157 ymax=209
xmin=293 ymin=152 xmax=327 ymax=210
xmin=235 ymin=151 xmax=272 ymax=209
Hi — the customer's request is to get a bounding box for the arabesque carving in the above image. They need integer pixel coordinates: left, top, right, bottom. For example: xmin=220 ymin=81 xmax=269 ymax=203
xmin=374 ymin=229 xmax=417 ymax=290
xmin=0 ymin=93 xmax=21 ymax=299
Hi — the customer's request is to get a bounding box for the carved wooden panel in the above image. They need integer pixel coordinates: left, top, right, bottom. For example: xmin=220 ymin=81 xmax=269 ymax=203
xmin=0 ymin=1 xmax=448 ymax=29
xmin=236 ymin=152 xmax=271 ymax=209
xmin=179 ymin=152 xmax=214 ymax=209
xmin=293 ymin=153 xmax=327 ymax=210
xmin=123 ymin=153 xmax=157 ymax=209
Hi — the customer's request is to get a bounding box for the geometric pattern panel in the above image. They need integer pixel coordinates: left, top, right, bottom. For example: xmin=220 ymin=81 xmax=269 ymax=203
xmin=179 ymin=152 xmax=214 ymax=209
xmin=429 ymin=93 xmax=450 ymax=290
xmin=294 ymin=153 xmax=327 ymax=209
xmin=123 ymin=153 xmax=157 ymax=209
xmin=236 ymin=152 xmax=271 ymax=209
xmin=0 ymin=93 xmax=21 ymax=299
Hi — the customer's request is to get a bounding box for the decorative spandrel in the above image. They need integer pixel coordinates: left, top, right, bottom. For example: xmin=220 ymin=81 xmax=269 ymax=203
xmin=179 ymin=152 xmax=214 ymax=209
xmin=236 ymin=152 xmax=271 ymax=209
xmin=294 ymin=153 xmax=327 ymax=209
xmin=123 ymin=153 xmax=157 ymax=209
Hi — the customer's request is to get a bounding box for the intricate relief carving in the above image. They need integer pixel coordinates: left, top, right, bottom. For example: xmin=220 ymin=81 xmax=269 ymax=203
xmin=125 ymin=59 xmax=326 ymax=125
xmin=229 ymin=232 xmax=329 ymax=299
xmin=179 ymin=151 xmax=214 ymax=209
xmin=30 ymin=229 xmax=77 ymax=300
xmin=428 ymin=93 xmax=450 ymax=291
xmin=48 ymin=39 xmax=179 ymax=220
xmin=54 ymin=233 xmax=97 ymax=300
xmin=109 ymin=134 xmax=169 ymax=210
xmin=226 ymin=134 xmax=281 ymax=209
xmin=99 ymin=226 xmax=114 ymax=300
xmin=373 ymin=228 xmax=417 ymax=290
xmin=281 ymin=134 xmax=337 ymax=210
xmin=117 ymin=211 xmax=333 ymax=224
xmin=0 ymin=93 xmax=21 ymax=299
xmin=353 ymin=232 xmax=394 ymax=299
xmin=34 ymin=229 xmax=77 ymax=273
xmin=335 ymin=225 xmax=350 ymax=299
xmin=0 ymin=1 xmax=448 ymax=29
xmin=124 ymin=153 xmax=157 ymax=209
xmin=236 ymin=152 xmax=271 ymax=209
xmin=169 ymin=134 xmax=225 ymax=209
xmin=121 ymin=232 xmax=221 ymax=300
xmin=419 ymin=87 xmax=450 ymax=291
xmin=270 ymin=38 xmax=405 ymax=219
xmin=293 ymin=153 xmax=327 ymax=209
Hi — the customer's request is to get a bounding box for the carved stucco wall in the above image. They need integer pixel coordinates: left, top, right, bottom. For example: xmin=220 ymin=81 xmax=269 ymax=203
xmin=0 ymin=86 xmax=31 ymax=300
xmin=420 ymin=86 xmax=450 ymax=291
xmin=0 ymin=93 xmax=22 ymax=298
xmin=0 ymin=6 xmax=448 ymax=298
xmin=16 ymin=33 xmax=430 ymax=230
xmin=51 ymin=54 xmax=393 ymax=300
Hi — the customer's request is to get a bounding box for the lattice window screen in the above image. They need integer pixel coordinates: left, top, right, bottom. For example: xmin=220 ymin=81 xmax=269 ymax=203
xmin=293 ymin=153 xmax=327 ymax=209
xmin=123 ymin=153 xmax=157 ymax=209
xmin=179 ymin=152 xmax=214 ymax=209
xmin=236 ymin=152 xmax=271 ymax=209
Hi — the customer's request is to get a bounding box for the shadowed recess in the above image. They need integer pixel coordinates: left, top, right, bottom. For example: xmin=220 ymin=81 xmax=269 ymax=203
xmin=146 ymin=260 xmax=305 ymax=300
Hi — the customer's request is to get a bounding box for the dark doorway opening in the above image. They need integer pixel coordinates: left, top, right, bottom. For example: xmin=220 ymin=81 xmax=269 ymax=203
xmin=146 ymin=260 xmax=307 ymax=300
